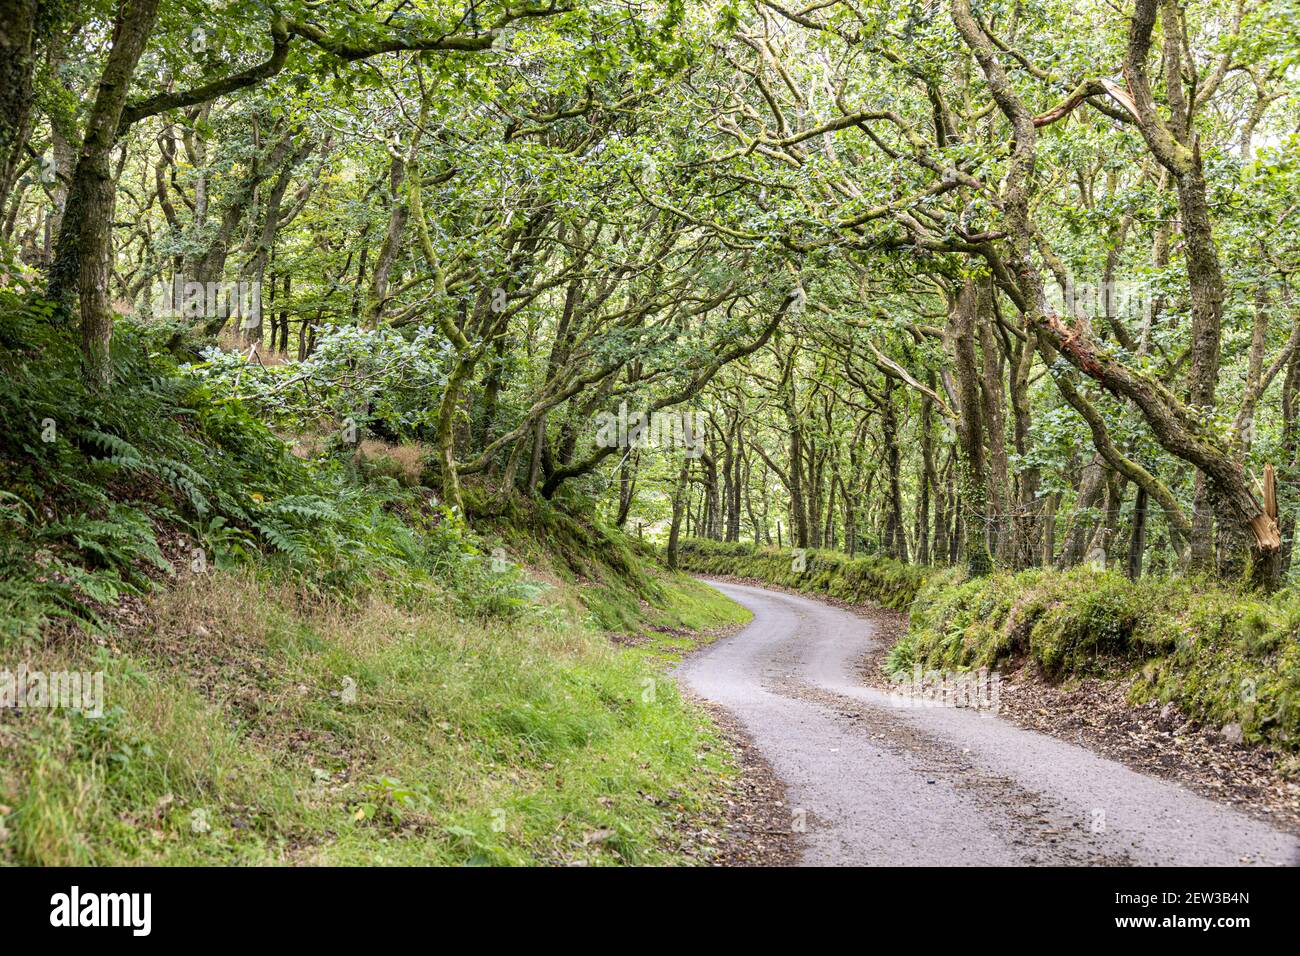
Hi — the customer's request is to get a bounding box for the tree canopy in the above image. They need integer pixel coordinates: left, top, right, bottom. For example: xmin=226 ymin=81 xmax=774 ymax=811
xmin=3 ymin=0 xmax=1299 ymax=588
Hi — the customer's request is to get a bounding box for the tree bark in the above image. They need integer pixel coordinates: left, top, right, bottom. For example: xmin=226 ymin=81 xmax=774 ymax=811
xmin=364 ymin=152 xmax=410 ymax=327
xmin=47 ymin=0 xmax=161 ymax=383
xmin=0 ymin=0 xmax=39 ymax=205
xmin=667 ymin=460 xmax=691 ymax=571
xmin=949 ymin=278 xmax=993 ymax=575
xmin=881 ymin=377 xmax=909 ymax=562
xmin=916 ymin=387 xmax=934 ymax=564
xmin=977 ymin=298 xmax=1010 ymax=561
xmin=1127 ymin=485 xmax=1149 ymax=579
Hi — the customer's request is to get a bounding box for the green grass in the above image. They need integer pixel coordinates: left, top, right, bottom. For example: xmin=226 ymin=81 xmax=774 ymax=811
xmin=647 ymin=573 xmax=752 ymax=634
xmin=474 ymin=500 xmax=751 ymax=635
xmin=0 ymin=569 xmax=741 ymax=866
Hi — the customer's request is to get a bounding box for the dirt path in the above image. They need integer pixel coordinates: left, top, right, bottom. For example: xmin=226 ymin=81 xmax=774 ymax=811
xmin=677 ymin=579 xmax=1300 ymax=867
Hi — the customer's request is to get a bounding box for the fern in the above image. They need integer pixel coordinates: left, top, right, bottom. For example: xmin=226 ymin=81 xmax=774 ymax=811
xmin=259 ymin=495 xmax=340 ymax=523
xmin=252 ymin=516 xmax=311 ymax=563
xmin=153 ymin=457 xmax=211 ymax=514
xmin=81 ymin=428 xmax=146 ymax=464
xmin=44 ymin=505 xmax=171 ymax=576
xmin=0 ymin=296 xmax=492 ymax=637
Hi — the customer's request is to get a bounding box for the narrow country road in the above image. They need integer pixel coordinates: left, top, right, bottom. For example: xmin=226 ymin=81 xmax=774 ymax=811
xmin=679 ymin=579 xmax=1300 ymax=867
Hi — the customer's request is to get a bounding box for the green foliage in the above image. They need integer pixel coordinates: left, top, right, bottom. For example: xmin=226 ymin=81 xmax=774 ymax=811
xmin=0 ymin=295 xmax=513 ymax=640
xmin=183 ymin=325 xmax=453 ymax=440
xmin=0 ymin=564 xmax=740 ymax=865
xmin=473 ymin=495 xmax=667 ymax=630
xmin=0 ymin=295 xmax=750 ymax=866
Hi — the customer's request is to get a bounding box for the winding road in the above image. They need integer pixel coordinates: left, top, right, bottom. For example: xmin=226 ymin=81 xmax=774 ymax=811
xmin=679 ymin=579 xmax=1300 ymax=867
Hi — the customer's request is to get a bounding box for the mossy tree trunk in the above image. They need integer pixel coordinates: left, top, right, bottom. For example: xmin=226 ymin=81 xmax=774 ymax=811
xmin=666 ymin=460 xmax=691 ymax=571
xmin=948 ymin=277 xmax=993 ymax=576
xmin=47 ymin=0 xmax=161 ymax=385
xmin=0 ymin=0 xmax=39 ymax=205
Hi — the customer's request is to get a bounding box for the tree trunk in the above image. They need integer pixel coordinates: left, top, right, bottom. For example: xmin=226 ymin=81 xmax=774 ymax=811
xmin=0 ymin=0 xmax=39 ymax=205
xmin=977 ymin=299 xmax=1010 ymax=561
xmin=934 ymin=446 xmax=953 ymax=564
xmin=48 ymin=0 xmax=161 ymax=384
xmin=1009 ymin=325 xmax=1041 ymax=567
xmin=1127 ymin=485 xmax=1149 ymax=579
xmin=1059 ymin=457 xmax=1104 ymax=568
xmin=916 ymin=388 xmax=934 ymax=564
xmin=1281 ymin=348 xmax=1299 ymax=575
xmin=242 ymin=136 xmax=309 ymax=347
xmin=666 ymin=460 xmax=690 ymax=571
xmin=881 ymin=377 xmax=909 ymax=562
xmin=365 ymin=153 xmax=409 ymax=326
xmin=615 ymin=449 xmax=637 ymax=528
xmin=948 ymin=278 xmax=993 ymax=575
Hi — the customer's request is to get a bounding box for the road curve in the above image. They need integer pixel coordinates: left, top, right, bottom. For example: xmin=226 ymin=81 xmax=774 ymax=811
xmin=678 ymin=579 xmax=1300 ymax=867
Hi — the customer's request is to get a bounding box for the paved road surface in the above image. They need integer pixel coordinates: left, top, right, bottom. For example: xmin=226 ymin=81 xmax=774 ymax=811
xmin=678 ymin=579 xmax=1300 ymax=866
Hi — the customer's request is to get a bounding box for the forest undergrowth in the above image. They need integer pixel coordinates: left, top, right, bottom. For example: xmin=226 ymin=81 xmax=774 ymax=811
xmin=0 ymin=300 xmax=747 ymax=865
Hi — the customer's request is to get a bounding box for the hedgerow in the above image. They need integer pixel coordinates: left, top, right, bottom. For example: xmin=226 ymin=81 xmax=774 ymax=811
xmin=672 ymin=538 xmax=928 ymax=610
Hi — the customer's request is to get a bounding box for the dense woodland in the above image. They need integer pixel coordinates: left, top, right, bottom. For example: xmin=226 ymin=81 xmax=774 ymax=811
xmin=3 ymin=0 xmax=1300 ymax=590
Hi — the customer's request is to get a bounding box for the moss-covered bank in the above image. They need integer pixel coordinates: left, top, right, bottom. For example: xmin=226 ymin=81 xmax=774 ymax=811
xmin=672 ymin=538 xmax=927 ymax=611
xmin=893 ymin=567 xmax=1300 ymax=751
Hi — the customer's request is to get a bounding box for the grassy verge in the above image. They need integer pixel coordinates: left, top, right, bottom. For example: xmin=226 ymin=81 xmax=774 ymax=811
xmin=672 ymin=538 xmax=927 ymax=611
xmin=0 ymin=567 xmax=743 ymax=865
xmin=475 ymin=499 xmax=751 ymax=634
